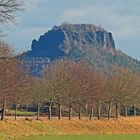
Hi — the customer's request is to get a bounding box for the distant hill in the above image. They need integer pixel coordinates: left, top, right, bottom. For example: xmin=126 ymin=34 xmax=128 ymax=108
xmin=20 ymin=23 xmax=140 ymax=76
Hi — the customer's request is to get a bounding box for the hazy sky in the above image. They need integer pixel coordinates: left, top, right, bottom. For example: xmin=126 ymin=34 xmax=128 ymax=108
xmin=3 ymin=0 xmax=140 ymax=60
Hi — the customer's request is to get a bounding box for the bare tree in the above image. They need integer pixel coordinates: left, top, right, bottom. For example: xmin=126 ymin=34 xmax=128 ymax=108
xmin=43 ymin=60 xmax=105 ymax=120
xmin=43 ymin=60 xmax=76 ymax=120
xmin=0 ymin=42 xmax=15 ymax=120
xmin=32 ymin=78 xmax=48 ymax=120
xmin=104 ymin=66 xmax=140 ymax=119
xmin=0 ymin=0 xmax=23 ymax=24
xmin=11 ymin=63 xmax=32 ymax=121
xmin=0 ymin=0 xmax=24 ymax=35
xmin=0 ymin=42 xmax=31 ymax=120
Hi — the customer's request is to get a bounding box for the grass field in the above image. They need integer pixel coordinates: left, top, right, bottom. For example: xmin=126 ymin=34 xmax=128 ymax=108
xmin=0 ymin=117 xmax=140 ymax=140
xmin=8 ymin=110 xmax=36 ymax=116
xmin=16 ymin=135 xmax=140 ymax=140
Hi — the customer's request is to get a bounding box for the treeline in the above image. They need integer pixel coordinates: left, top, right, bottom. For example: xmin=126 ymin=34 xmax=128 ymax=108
xmin=0 ymin=43 xmax=140 ymax=121
xmin=33 ymin=59 xmax=140 ymax=120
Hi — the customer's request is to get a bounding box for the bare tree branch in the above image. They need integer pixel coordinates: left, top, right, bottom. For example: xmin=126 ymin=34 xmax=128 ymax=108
xmin=0 ymin=0 xmax=24 ymax=34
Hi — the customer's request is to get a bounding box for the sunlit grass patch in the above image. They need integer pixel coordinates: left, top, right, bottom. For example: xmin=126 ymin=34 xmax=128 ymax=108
xmin=15 ymin=135 xmax=140 ymax=140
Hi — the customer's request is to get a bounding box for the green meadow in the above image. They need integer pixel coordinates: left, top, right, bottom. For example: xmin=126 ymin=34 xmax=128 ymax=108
xmin=16 ymin=135 xmax=140 ymax=140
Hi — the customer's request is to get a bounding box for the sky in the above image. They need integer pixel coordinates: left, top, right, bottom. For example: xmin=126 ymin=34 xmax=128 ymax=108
xmin=3 ymin=0 xmax=140 ymax=60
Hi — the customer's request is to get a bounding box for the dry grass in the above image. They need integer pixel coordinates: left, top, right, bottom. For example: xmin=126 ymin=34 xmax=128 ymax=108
xmin=0 ymin=117 xmax=140 ymax=139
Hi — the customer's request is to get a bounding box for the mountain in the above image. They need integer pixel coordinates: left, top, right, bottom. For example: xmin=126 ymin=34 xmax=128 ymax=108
xmin=20 ymin=23 xmax=140 ymax=76
xmin=22 ymin=23 xmax=115 ymax=58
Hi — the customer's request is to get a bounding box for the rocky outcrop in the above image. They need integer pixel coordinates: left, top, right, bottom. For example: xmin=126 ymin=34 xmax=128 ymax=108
xmin=30 ymin=23 xmax=115 ymax=59
xmin=20 ymin=23 xmax=140 ymax=76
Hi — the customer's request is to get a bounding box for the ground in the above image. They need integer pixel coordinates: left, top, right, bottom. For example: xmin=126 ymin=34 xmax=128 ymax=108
xmin=15 ymin=135 xmax=140 ymax=140
xmin=0 ymin=117 xmax=139 ymax=140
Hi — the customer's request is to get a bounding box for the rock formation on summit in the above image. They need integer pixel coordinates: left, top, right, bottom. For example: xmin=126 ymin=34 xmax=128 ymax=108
xmin=30 ymin=23 xmax=115 ymax=59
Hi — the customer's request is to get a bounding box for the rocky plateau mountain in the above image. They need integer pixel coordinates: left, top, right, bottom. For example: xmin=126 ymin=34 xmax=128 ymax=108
xmin=20 ymin=23 xmax=140 ymax=76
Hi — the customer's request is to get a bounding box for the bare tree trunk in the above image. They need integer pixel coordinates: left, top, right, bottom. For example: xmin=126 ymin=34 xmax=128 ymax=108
xmin=89 ymin=107 xmax=93 ymax=120
xmin=115 ymin=101 xmax=120 ymax=119
xmin=25 ymin=104 xmax=28 ymax=120
xmin=15 ymin=104 xmax=18 ymax=121
xmin=78 ymin=105 xmax=81 ymax=120
xmin=1 ymin=98 xmax=6 ymax=121
xmin=124 ymin=105 xmax=128 ymax=118
xmin=97 ymin=102 xmax=101 ymax=120
xmin=58 ymin=103 xmax=61 ymax=120
xmin=133 ymin=105 xmax=136 ymax=117
xmin=69 ymin=105 xmax=72 ymax=120
xmin=108 ymin=102 xmax=112 ymax=120
xmin=48 ymin=101 xmax=52 ymax=120
xmin=37 ymin=106 xmax=40 ymax=120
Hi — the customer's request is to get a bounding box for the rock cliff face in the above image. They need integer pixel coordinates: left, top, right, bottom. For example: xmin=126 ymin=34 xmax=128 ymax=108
xmin=30 ymin=23 xmax=115 ymax=59
xmin=20 ymin=23 xmax=140 ymax=76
